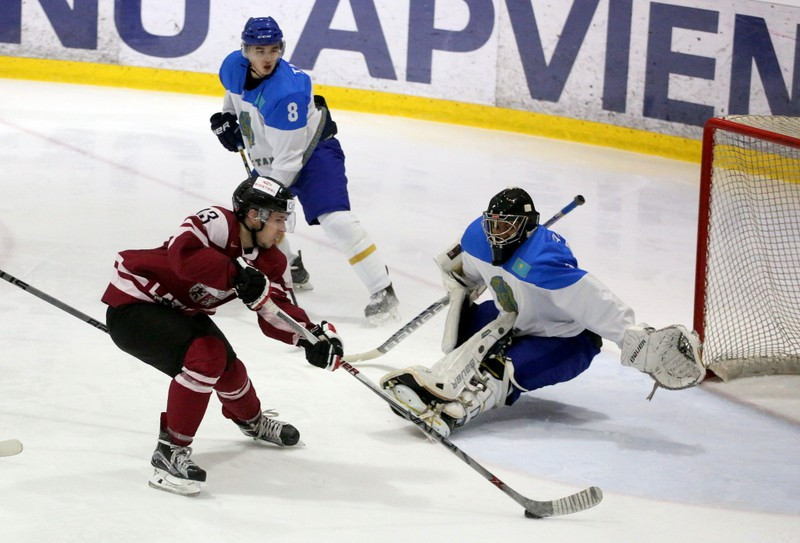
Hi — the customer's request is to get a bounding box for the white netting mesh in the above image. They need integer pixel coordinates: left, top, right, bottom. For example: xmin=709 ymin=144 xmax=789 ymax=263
xmin=701 ymin=115 xmax=800 ymax=380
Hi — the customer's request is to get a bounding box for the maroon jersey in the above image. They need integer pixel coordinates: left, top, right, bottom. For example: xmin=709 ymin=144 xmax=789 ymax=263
xmin=101 ymin=206 xmax=311 ymax=345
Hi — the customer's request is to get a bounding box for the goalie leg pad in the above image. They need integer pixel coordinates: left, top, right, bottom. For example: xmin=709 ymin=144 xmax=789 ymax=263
xmin=381 ymin=312 xmax=515 ymax=402
xmin=622 ymin=324 xmax=705 ymax=390
xmin=430 ymin=311 xmax=516 ymax=397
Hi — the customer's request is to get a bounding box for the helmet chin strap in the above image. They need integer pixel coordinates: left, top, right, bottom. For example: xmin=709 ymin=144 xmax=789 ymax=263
xmin=240 ymin=217 xmax=266 ymax=250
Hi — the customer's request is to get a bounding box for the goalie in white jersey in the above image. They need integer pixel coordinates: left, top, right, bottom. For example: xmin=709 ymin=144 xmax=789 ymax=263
xmin=381 ymin=187 xmax=706 ymax=437
xmin=209 ymin=16 xmax=398 ymax=323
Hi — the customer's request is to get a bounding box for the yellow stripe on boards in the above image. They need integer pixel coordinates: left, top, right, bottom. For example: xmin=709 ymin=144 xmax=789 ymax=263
xmin=0 ymin=55 xmax=701 ymax=163
xmin=349 ymin=244 xmax=377 ymax=265
xmin=713 ymin=144 xmax=800 ymax=185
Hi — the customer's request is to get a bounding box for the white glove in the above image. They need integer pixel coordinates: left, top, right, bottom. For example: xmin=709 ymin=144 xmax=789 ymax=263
xmin=621 ymin=324 xmax=705 ymax=390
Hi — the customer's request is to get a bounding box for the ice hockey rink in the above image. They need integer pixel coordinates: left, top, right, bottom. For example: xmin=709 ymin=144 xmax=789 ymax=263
xmin=0 ymin=78 xmax=798 ymax=542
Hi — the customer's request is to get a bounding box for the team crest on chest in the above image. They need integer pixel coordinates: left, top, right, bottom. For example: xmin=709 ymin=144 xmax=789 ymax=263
xmin=240 ymin=111 xmax=255 ymax=146
xmin=490 ymin=276 xmax=518 ymax=313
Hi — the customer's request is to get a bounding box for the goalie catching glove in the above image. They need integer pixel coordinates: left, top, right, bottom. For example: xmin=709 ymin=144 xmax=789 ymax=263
xmin=621 ymin=324 xmax=705 ymax=392
xmin=298 ymin=322 xmax=343 ymax=371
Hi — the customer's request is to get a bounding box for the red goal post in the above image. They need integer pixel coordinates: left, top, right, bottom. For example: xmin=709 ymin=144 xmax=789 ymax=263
xmin=694 ymin=115 xmax=800 ymax=381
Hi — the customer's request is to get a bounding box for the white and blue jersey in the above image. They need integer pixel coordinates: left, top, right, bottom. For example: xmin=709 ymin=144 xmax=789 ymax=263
xmin=460 ymin=217 xmax=634 ymax=348
xmin=218 ymin=51 xmax=350 ymax=224
xmin=219 ymin=51 xmax=322 ymax=186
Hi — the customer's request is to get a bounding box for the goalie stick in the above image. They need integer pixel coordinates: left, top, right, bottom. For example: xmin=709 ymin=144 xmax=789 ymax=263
xmin=265 ymin=299 xmax=603 ymax=518
xmin=0 ymin=439 xmax=23 ymax=457
xmin=0 ymin=267 xmax=601 ymax=517
xmin=344 ymin=194 xmax=586 ymax=363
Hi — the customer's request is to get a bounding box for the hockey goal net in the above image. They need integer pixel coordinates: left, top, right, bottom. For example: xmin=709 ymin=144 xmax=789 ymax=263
xmin=694 ymin=115 xmax=800 ymax=381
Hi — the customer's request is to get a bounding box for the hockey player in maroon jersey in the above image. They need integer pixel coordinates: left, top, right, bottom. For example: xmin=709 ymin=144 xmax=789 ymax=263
xmin=101 ymin=175 xmax=343 ymax=496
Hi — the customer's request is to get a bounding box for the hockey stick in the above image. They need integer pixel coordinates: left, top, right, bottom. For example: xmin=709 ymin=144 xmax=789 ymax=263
xmin=0 ymin=269 xmax=108 ymax=333
xmin=543 ymin=194 xmax=585 ymax=228
xmin=236 ymin=148 xmax=300 ymax=307
xmin=344 ymin=295 xmax=449 ymax=363
xmin=266 ymin=300 xmax=602 ymax=518
xmin=0 ymin=439 xmax=23 ymax=457
xmin=344 ymin=194 xmax=586 ymax=363
xmin=238 ymin=147 xmax=253 ymax=177
xmin=0 ymin=268 xmax=601 ymax=516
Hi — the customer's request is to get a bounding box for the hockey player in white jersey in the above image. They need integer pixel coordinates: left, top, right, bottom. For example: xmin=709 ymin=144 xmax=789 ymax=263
xmin=209 ymin=16 xmax=399 ymax=323
xmin=381 ymin=187 xmax=705 ymax=437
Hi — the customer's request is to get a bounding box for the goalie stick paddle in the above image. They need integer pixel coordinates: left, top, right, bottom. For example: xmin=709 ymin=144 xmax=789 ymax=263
xmin=0 ymin=267 xmax=602 ymax=517
xmin=344 ymin=194 xmax=586 ymax=364
xmin=265 ymin=300 xmax=603 ymax=518
xmin=0 ymin=439 xmax=23 ymax=457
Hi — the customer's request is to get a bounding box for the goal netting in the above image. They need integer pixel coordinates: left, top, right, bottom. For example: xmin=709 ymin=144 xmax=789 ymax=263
xmin=694 ymin=115 xmax=800 ymax=381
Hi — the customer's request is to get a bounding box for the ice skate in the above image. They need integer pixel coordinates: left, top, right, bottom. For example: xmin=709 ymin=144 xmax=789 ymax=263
xmin=290 ymin=251 xmax=313 ymax=290
xmin=364 ymin=284 xmax=400 ymax=325
xmin=236 ymin=410 xmax=300 ymax=447
xmin=148 ymin=433 xmax=206 ymax=497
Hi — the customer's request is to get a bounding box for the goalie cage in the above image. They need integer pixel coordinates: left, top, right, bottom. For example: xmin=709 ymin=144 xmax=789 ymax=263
xmin=694 ymin=115 xmax=800 ymax=381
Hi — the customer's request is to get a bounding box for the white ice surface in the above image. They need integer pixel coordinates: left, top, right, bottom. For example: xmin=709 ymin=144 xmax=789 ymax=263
xmin=0 ymin=79 xmax=798 ymax=542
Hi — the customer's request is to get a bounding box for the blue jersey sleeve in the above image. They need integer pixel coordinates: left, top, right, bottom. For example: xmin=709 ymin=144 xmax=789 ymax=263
xmin=513 ymin=228 xmax=586 ymax=289
xmin=218 ymin=50 xmax=248 ymax=93
xmin=461 ymin=217 xmax=492 ymax=261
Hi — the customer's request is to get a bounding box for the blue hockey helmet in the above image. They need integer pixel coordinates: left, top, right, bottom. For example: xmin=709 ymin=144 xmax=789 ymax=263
xmin=241 ymin=17 xmax=284 ymax=46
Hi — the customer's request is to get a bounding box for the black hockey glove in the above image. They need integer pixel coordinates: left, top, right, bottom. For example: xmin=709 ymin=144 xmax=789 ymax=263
xmin=210 ymin=112 xmax=244 ymax=152
xmin=233 ymin=259 xmax=270 ymax=311
xmin=299 ymin=322 xmax=343 ymax=371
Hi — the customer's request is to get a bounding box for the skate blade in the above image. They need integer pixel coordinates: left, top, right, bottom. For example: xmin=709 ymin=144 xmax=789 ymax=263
xmin=292 ymin=281 xmax=314 ymax=291
xmin=148 ymin=469 xmax=202 ymax=497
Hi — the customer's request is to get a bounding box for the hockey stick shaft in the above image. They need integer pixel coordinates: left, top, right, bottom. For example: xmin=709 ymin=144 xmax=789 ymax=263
xmin=543 ymin=194 xmax=585 ymax=228
xmin=0 ymin=269 xmax=108 ymax=333
xmin=238 ymin=147 xmax=253 ymax=177
xmin=344 ymin=295 xmax=450 ymax=362
xmin=266 ymin=301 xmax=602 ymax=518
xmin=344 ymin=194 xmax=586 ymax=363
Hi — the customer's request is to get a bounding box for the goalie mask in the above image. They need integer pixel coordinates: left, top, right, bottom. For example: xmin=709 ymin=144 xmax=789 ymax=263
xmin=481 ymin=187 xmax=540 ymax=265
xmin=232 ymin=175 xmax=296 ymax=233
